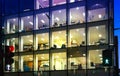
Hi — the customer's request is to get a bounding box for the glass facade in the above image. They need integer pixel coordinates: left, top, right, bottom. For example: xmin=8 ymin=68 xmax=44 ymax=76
xmin=2 ymin=0 xmax=114 ymax=76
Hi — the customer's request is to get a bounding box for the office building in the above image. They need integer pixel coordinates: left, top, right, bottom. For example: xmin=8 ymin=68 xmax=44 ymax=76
xmin=2 ymin=0 xmax=114 ymax=76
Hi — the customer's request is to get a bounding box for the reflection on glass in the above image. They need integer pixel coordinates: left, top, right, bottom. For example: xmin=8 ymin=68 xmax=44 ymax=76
xmin=68 ymin=50 xmax=86 ymax=70
xmin=6 ymin=38 xmax=18 ymax=52
xmin=36 ymin=13 xmax=49 ymax=30
xmin=6 ymin=18 xmax=18 ymax=34
xmin=69 ymin=28 xmax=85 ymax=47
xmin=88 ymin=8 xmax=107 ymax=22
xmin=20 ymin=55 xmax=33 ymax=72
xmin=88 ymin=25 xmax=107 ymax=45
xmin=36 ymin=33 xmax=49 ymax=50
xmin=36 ymin=0 xmax=49 ymax=9
xmin=53 ymin=0 xmax=66 ymax=6
xmin=52 ymin=9 xmax=66 ymax=27
xmin=20 ymin=16 xmax=33 ymax=32
xmin=21 ymin=35 xmax=33 ymax=52
xmin=36 ymin=54 xmax=49 ymax=71
xmin=88 ymin=50 xmax=103 ymax=69
xmin=52 ymin=30 xmax=66 ymax=48
xmin=69 ymin=7 xmax=85 ymax=25
xmin=51 ymin=52 xmax=66 ymax=70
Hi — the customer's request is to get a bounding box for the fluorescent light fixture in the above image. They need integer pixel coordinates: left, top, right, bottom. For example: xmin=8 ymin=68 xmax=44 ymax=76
xmin=55 ymin=17 xmax=60 ymax=21
xmin=24 ymin=9 xmax=30 ymax=11
xmin=29 ymin=22 xmax=33 ymax=25
xmin=98 ymin=14 xmax=102 ymax=18
xmin=27 ymin=36 xmax=30 ymax=38
xmin=99 ymin=34 xmax=102 ymax=38
xmin=41 ymin=20 xmax=45 ymax=23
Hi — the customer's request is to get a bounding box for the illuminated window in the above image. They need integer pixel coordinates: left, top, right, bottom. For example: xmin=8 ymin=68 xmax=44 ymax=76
xmin=20 ymin=55 xmax=33 ymax=72
xmin=6 ymin=18 xmax=18 ymax=34
xmin=36 ymin=0 xmax=49 ymax=9
xmin=20 ymin=35 xmax=33 ymax=52
xmin=20 ymin=16 xmax=33 ymax=32
xmin=88 ymin=25 xmax=107 ymax=45
xmin=69 ymin=6 xmax=85 ymax=25
xmin=52 ymin=30 xmax=66 ymax=48
xmin=36 ymin=33 xmax=49 ymax=50
xmin=69 ymin=28 xmax=85 ymax=47
xmin=36 ymin=13 xmax=49 ymax=30
xmin=36 ymin=54 xmax=49 ymax=71
xmin=51 ymin=52 xmax=66 ymax=70
xmin=52 ymin=9 xmax=66 ymax=27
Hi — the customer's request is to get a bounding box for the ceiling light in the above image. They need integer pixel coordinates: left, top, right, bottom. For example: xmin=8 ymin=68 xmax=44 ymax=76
xmin=59 ymin=10 xmax=61 ymax=13
xmin=42 ymin=13 xmax=45 ymax=16
xmin=41 ymin=57 xmax=45 ymax=59
xmin=96 ymin=50 xmax=99 ymax=51
xmin=55 ymin=36 xmax=59 ymax=39
xmin=29 ymin=22 xmax=33 ymax=25
xmin=55 ymin=17 xmax=59 ymax=21
xmin=13 ymin=19 xmax=16 ymax=21
xmin=83 ymin=33 xmax=85 ymax=36
xmin=83 ymin=54 xmax=86 ymax=56
xmin=99 ymin=54 xmax=102 ymax=57
xmin=42 ymin=34 xmax=45 ymax=36
xmin=29 ymin=58 xmax=33 ymax=60
xmin=41 ymin=38 xmax=45 ymax=41
xmin=27 ymin=36 xmax=30 ymax=38
xmin=70 ymin=0 xmax=75 ymax=2
xmin=59 ymin=31 xmax=62 ymax=34
xmin=70 ymin=55 xmax=72 ymax=57
xmin=56 ymin=56 xmax=59 ymax=58
xmin=76 ymin=7 xmax=79 ymax=10
xmin=100 ymin=58 xmax=103 ymax=60
xmin=41 ymin=20 xmax=45 ymax=24
xmin=99 ymin=34 xmax=102 ymax=38
xmin=96 ymin=26 xmax=99 ymax=29
xmin=76 ymin=29 xmax=79 ymax=32
xmin=83 ymin=12 xmax=85 ymax=16
xmin=98 ymin=14 xmax=102 ymax=18
xmin=29 ymin=40 xmax=33 ymax=42
xmin=27 ymin=16 xmax=30 ymax=19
